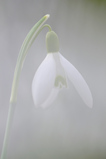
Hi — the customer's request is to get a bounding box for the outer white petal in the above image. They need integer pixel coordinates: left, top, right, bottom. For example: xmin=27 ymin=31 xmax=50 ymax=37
xmin=32 ymin=54 xmax=56 ymax=107
xmin=41 ymin=88 xmax=59 ymax=109
xmin=59 ymin=53 xmax=93 ymax=108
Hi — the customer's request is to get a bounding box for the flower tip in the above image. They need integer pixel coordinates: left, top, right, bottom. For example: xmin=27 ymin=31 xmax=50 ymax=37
xmin=45 ymin=14 xmax=50 ymax=19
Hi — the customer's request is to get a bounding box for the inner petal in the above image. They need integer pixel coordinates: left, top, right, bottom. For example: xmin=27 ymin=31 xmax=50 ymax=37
xmin=53 ymin=53 xmax=68 ymax=89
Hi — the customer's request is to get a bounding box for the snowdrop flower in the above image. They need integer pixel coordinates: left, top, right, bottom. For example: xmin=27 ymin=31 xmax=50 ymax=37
xmin=32 ymin=31 xmax=93 ymax=109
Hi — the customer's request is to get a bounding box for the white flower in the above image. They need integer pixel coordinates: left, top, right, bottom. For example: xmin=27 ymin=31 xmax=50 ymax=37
xmin=32 ymin=52 xmax=93 ymax=109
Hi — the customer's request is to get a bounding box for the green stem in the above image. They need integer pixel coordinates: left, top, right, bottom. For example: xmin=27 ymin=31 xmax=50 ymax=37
xmin=22 ymin=24 xmax=52 ymax=61
xmin=1 ymin=14 xmax=50 ymax=159
xmin=1 ymin=103 xmax=16 ymax=159
xmin=10 ymin=15 xmax=50 ymax=104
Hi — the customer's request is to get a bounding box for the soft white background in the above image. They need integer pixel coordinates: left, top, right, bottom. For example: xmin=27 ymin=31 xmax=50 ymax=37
xmin=0 ymin=0 xmax=106 ymax=158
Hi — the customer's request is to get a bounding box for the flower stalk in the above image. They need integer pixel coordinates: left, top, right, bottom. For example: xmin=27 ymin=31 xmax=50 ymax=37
xmin=1 ymin=14 xmax=50 ymax=159
xmin=10 ymin=14 xmax=50 ymax=103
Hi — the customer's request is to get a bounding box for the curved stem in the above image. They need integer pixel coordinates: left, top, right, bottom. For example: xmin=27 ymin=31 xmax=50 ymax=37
xmin=22 ymin=24 xmax=52 ymax=61
xmin=42 ymin=24 xmax=52 ymax=31
xmin=1 ymin=14 xmax=51 ymax=159
xmin=10 ymin=15 xmax=50 ymax=104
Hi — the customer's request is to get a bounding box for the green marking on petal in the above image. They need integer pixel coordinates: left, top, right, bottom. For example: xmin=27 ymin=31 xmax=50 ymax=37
xmin=54 ymin=75 xmax=67 ymax=88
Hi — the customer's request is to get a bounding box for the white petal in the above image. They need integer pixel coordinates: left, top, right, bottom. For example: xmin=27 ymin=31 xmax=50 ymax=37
xmin=59 ymin=53 xmax=93 ymax=108
xmin=32 ymin=54 xmax=56 ymax=107
xmin=41 ymin=88 xmax=59 ymax=109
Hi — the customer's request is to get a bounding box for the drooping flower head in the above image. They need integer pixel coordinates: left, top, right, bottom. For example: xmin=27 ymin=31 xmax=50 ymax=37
xmin=8 ymin=13 xmax=92 ymax=109
xmin=32 ymin=31 xmax=93 ymax=108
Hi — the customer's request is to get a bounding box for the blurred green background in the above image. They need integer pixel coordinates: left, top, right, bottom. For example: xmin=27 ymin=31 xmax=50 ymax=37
xmin=0 ymin=0 xmax=106 ymax=159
